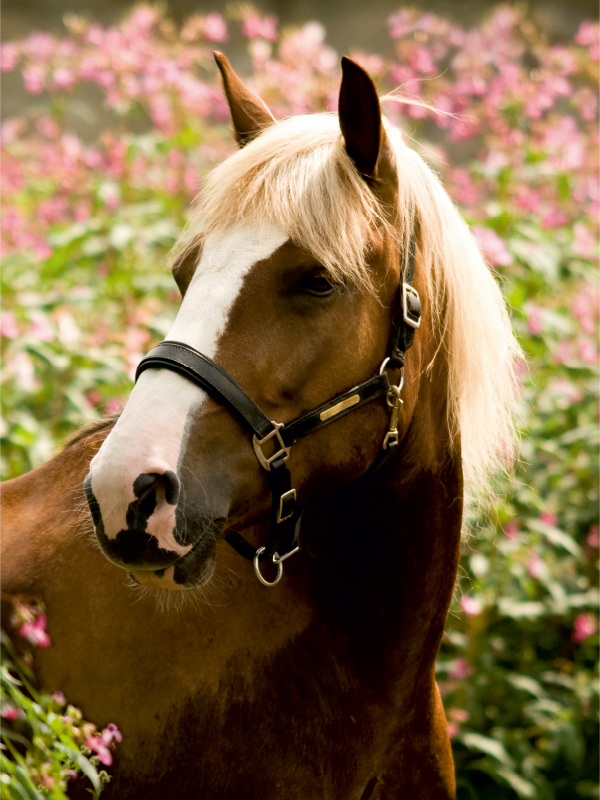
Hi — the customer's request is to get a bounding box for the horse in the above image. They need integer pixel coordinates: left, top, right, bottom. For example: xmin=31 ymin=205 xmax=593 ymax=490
xmin=1 ymin=54 xmax=521 ymax=799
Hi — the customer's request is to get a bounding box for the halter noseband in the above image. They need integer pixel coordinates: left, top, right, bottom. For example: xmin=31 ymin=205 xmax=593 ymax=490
xmin=135 ymin=236 xmax=421 ymax=586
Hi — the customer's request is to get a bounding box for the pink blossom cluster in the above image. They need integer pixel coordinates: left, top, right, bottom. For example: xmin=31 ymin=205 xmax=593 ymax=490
xmin=1 ymin=7 xmax=597 ymax=266
xmin=86 ymin=722 xmax=123 ymax=766
xmin=384 ymin=9 xmax=598 ymax=278
xmin=0 ymin=6 xmax=228 ymax=134
xmin=8 ymin=601 xmax=52 ymax=648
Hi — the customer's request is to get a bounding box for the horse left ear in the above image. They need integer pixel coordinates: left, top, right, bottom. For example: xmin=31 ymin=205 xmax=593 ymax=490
xmin=338 ymin=57 xmax=385 ymax=182
xmin=172 ymin=241 xmax=201 ymax=297
xmin=214 ymin=52 xmax=276 ymax=147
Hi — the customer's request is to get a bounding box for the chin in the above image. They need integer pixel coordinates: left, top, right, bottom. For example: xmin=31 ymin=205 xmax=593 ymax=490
xmin=129 ymin=551 xmax=217 ymax=592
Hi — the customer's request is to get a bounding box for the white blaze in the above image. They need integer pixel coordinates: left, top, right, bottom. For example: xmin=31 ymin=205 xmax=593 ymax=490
xmin=89 ymin=222 xmax=288 ymax=546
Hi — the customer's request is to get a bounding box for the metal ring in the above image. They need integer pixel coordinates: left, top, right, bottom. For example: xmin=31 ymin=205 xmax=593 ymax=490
xmin=379 ymin=357 xmax=391 ymax=375
xmin=253 ymin=547 xmax=283 ymax=587
xmin=379 ymin=359 xmax=405 ymax=388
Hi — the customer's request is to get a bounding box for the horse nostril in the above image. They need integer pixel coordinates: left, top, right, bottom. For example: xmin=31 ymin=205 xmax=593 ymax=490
xmin=133 ymin=471 xmax=180 ymax=506
xmin=161 ymin=470 xmax=181 ymax=506
xmin=133 ymin=473 xmax=159 ymax=498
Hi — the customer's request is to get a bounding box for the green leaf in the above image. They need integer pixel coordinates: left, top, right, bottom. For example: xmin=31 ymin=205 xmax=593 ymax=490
xmin=460 ymin=732 xmax=514 ymax=766
xmin=498 ymin=600 xmax=547 ymax=619
xmin=495 ymin=766 xmax=537 ymax=798
xmin=55 ymin=744 xmax=101 ymax=797
xmin=506 ymin=674 xmax=547 ymax=699
xmin=527 ymin=519 xmax=582 ymax=556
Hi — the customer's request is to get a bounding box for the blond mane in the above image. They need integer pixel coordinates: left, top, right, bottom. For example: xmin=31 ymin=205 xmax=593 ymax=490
xmin=171 ymin=111 xmax=522 ymax=495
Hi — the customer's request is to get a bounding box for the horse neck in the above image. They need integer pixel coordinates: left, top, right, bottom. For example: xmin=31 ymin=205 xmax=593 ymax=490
xmin=300 ymin=385 xmax=463 ymax=691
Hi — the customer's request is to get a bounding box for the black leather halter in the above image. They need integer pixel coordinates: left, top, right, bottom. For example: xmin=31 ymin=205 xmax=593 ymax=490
xmin=135 ymin=236 xmax=421 ymax=586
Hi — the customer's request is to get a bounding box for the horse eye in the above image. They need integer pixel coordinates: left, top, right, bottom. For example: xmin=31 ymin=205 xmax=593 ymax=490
xmin=300 ymin=272 xmax=335 ymax=297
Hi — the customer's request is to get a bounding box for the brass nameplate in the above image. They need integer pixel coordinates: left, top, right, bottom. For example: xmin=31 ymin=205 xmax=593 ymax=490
xmin=320 ymin=394 xmax=360 ymax=422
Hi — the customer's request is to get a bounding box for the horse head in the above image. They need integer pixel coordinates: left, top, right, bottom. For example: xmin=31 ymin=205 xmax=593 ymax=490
xmin=84 ymin=55 xmax=518 ymax=594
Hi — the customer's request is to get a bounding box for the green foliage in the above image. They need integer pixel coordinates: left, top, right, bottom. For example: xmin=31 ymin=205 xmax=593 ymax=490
xmin=1 ymin=607 xmax=116 ymax=798
xmin=1 ymin=5 xmax=598 ymax=797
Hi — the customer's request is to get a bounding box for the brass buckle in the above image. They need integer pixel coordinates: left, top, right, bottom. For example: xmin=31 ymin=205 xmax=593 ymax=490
xmin=277 ymin=488 xmax=297 ymax=523
xmin=402 ymin=283 xmax=421 ymax=329
xmin=252 ymin=422 xmax=291 ymax=471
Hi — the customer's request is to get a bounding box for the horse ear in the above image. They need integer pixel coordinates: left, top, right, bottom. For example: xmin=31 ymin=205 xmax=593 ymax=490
xmin=338 ymin=57 xmax=385 ymax=182
xmin=172 ymin=241 xmax=201 ymax=297
xmin=214 ymin=52 xmax=276 ymax=147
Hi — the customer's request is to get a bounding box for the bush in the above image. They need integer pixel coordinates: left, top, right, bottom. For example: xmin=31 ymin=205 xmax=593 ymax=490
xmin=1 ymin=598 xmax=120 ymax=798
xmin=1 ymin=5 xmax=598 ymax=797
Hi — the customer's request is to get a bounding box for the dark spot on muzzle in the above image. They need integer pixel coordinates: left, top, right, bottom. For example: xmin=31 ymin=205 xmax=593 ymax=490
xmin=84 ymin=471 xmax=184 ymax=570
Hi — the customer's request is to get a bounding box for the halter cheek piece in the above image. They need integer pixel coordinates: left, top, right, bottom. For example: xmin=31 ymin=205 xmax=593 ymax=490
xmin=135 ymin=236 xmax=421 ymax=587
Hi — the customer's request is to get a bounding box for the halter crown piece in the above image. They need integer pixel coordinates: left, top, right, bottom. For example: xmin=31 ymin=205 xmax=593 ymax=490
xmin=135 ymin=234 xmax=421 ymax=586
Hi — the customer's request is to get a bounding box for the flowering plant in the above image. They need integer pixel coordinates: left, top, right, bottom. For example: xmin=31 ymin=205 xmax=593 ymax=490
xmin=1 ymin=598 xmax=120 ymax=797
xmin=1 ymin=5 xmax=598 ymax=797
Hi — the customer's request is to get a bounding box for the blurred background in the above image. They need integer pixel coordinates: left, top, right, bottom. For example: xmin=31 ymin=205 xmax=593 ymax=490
xmin=2 ymin=0 xmax=598 ymax=120
xmin=1 ymin=2 xmax=598 ymax=799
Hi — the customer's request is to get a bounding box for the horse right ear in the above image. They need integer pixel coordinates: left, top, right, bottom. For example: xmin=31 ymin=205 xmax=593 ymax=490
xmin=214 ymin=52 xmax=276 ymax=147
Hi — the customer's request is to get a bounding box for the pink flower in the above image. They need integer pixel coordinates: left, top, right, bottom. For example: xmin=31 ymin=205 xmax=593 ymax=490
xmin=23 ymin=65 xmax=45 ymax=94
xmin=86 ymin=723 xmax=122 ymax=766
xmin=540 ymin=512 xmax=556 ymax=526
xmin=1 ymin=310 xmax=19 ymax=338
xmin=575 ymin=21 xmax=600 ymax=59
xmin=504 ymin=522 xmax=520 ymax=540
xmin=450 ymin=657 xmax=473 ymax=679
xmin=106 ymin=398 xmax=124 ymax=415
xmin=447 ymin=721 xmax=460 ymax=738
xmin=1 ymin=705 xmax=22 ymax=720
xmin=514 ymin=187 xmax=542 ymax=213
xmin=541 ymin=209 xmax=568 ymax=229
xmin=572 ymin=613 xmax=598 ymax=643
xmin=527 ymin=306 xmax=542 ymax=335
xmin=0 ymin=43 xmax=19 ymax=72
xmin=578 ymin=339 xmax=598 ymax=364
xmin=587 ymin=526 xmax=599 ymax=547
xmin=410 ymin=47 xmax=436 ymax=74
xmin=460 ymin=595 xmax=482 ymax=618
xmin=53 ymin=68 xmax=75 ymax=90
xmin=471 ymin=227 xmax=512 ymax=267
xmin=242 ymin=15 xmax=278 ymax=42
xmin=555 ymin=341 xmax=571 ymax=364
xmin=86 ymin=736 xmax=113 ymax=766
xmin=36 ymin=115 xmax=60 ymax=138
xmin=105 ymin=723 xmax=123 ymax=743
xmin=7 ymin=351 xmax=36 ymax=391
xmin=1 ymin=118 xmax=24 ymax=144
xmin=204 ymin=13 xmax=228 ymax=42
xmin=388 ymin=10 xmax=412 ymax=39
xmin=86 ymin=390 xmax=102 ymax=407
xmin=29 ymin=311 xmax=54 ymax=342
xmin=22 ymin=32 xmax=55 ymax=61
xmin=53 ymin=691 xmax=66 ymax=705
xmin=448 ymin=707 xmax=470 ymax=722
xmin=528 ymin=554 xmax=543 ymax=578
xmin=19 ymin=613 xmax=51 ymax=648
